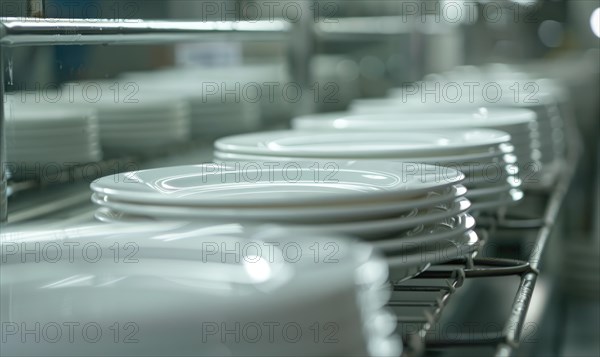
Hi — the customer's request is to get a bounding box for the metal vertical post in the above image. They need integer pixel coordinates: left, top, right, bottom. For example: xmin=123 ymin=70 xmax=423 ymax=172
xmin=0 ymin=44 xmax=5 ymax=223
xmin=0 ymin=0 xmax=45 ymax=223
xmin=288 ymin=0 xmax=315 ymax=116
xmin=27 ymin=0 xmax=45 ymax=18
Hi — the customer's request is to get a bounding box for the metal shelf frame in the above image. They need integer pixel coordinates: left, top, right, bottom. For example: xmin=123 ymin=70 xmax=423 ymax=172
xmin=0 ymin=6 xmax=295 ymax=223
xmin=0 ymin=3 xmax=430 ymax=223
xmin=0 ymin=2 xmax=584 ymax=357
xmin=390 ymin=133 xmax=579 ymax=356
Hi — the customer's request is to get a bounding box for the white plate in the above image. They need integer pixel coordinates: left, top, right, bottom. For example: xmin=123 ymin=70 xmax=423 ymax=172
xmin=99 ymin=111 xmax=189 ymax=125
xmin=101 ymin=129 xmax=188 ymax=140
xmin=101 ymin=137 xmax=188 ymax=147
xmin=215 ymin=130 xmax=511 ymax=158
xmin=9 ymin=146 xmax=101 ymax=158
xmin=1 ymin=222 xmax=394 ymax=357
xmin=465 ymin=174 xmax=521 ymax=191
xmin=292 ymin=108 xmax=535 ymax=131
xmin=8 ymin=129 xmax=99 ymax=141
xmin=8 ymin=151 xmax=102 ymax=165
xmin=384 ymin=230 xmax=479 ymax=266
xmin=100 ymin=119 xmax=189 ymax=132
xmin=6 ymin=123 xmax=98 ymax=137
xmin=91 ymin=161 xmax=464 ymax=207
xmin=4 ymin=106 xmax=96 ymax=129
xmin=92 ymin=185 xmax=464 ymax=224
xmin=214 ymin=152 xmax=520 ymax=188
xmin=213 ymin=147 xmax=515 ymax=165
xmin=9 ymin=136 xmax=99 ymax=149
xmin=373 ymin=213 xmax=476 ymax=248
xmin=466 ymin=183 xmax=518 ymax=199
xmin=101 ymin=139 xmax=187 ymax=151
xmin=94 ymin=197 xmax=470 ymax=239
xmin=469 ymin=189 xmax=524 ymax=211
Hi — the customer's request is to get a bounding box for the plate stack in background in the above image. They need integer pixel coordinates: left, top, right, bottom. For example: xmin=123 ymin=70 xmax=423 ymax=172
xmin=378 ymin=69 xmax=568 ymax=187
xmin=58 ymin=81 xmax=191 ymax=157
xmin=121 ymin=63 xmax=293 ymax=136
xmin=4 ymin=95 xmax=102 ymax=180
xmin=293 ymin=107 xmax=538 ymax=190
xmin=214 ymin=129 xmax=522 ymax=212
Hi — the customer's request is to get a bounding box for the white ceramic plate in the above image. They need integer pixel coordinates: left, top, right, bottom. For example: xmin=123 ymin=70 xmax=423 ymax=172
xmin=91 ymin=161 xmax=464 ymax=207
xmin=384 ymin=230 xmax=479 ymax=266
xmin=99 ymin=112 xmax=189 ymax=125
xmin=215 ymin=130 xmax=511 ymax=158
xmin=8 ymin=130 xmax=99 ymax=144
xmin=292 ymin=108 xmax=535 ymax=131
xmin=469 ymin=189 xmax=524 ymax=211
xmin=6 ymin=124 xmax=98 ymax=138
xmin=91 ymin=185 xmax=464 ymax=223
xmin=373 ymin=213 xmax=476 ymax=248
xmin=213 ymin=145 xmax=515 ymax=165
xmin=101 ymin=129 xmax=188 ymax=141
xmin=9 ymin=137 xmax=99 ymax=150
xmin=100 ymin=120 xmax=189 ymax=132
xmin=8 ymin=151 xmax=102 ymax=165
xmin=1 ymin=222 xmax=395 ymax=357
xmin=8 ymin=148 xmax=101 ymax=159
xmin=3 ymin=107 xmax=96 ymax=129
xmin=94 ymin=197 xmax=471 ymax=239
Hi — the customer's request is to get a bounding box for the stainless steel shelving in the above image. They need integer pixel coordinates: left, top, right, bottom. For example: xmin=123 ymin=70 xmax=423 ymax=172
xmin=0 ymin=3 xmax=585 ymax=357
xmin=390 ymin=137 xmax=579 ymax=356
xmin=0 ymin=15 xmax=293 ymax=223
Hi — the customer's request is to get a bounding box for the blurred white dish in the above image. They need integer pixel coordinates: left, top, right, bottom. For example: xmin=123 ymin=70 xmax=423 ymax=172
xmin=1 ymin=222 xmax=399 ymax=356
xmin=3 ymin=101 xmax=103 ymax=174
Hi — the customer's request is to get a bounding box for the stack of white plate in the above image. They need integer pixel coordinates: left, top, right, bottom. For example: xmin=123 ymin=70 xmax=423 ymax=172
xmin=214 ymin=130 xmax=522 ymax=211
xmin=59 ymin=81 xmax=191 ymax=156
xmin=4 ymin=101 xmax=101 ymax=177
xmin=90 ymin=161 xmax=479 ymax=281
xmin=123 ymin=64 xmax=291 ymax=135
xmin=377 ymin=77 xmax=567 ymax=187
xmin=122 ymin=77 xmax=262 ymax=138
xmin=1 ymin=223 xmax=400 ymax=356
xmin=292 ymin=107 xmax=539 ymax=187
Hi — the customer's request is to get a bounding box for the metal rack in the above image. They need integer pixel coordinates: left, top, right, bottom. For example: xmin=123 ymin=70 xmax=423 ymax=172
xmin=389 ymin=134 xmax=579 ymax=356
xmin=0 ymin=3 xmax=585 ymax=357
xmin=0 ymin=14 xmax=294 ymax=223
xmin=0 ymin=8 xmax=429 ymax=223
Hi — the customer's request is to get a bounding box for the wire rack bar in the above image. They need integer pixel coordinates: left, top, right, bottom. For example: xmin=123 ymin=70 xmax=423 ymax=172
xmin=390 ymin=141 xmax=578 ymax=356
xmin=0 ymin=17 xmax=290 ymax=46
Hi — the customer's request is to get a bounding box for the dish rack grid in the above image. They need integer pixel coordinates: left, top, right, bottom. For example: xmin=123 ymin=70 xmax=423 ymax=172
xmin=390 ymin=138 xmax=578 ymax=357
xmin=0 ymin=7 xmax=581 ymax=357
